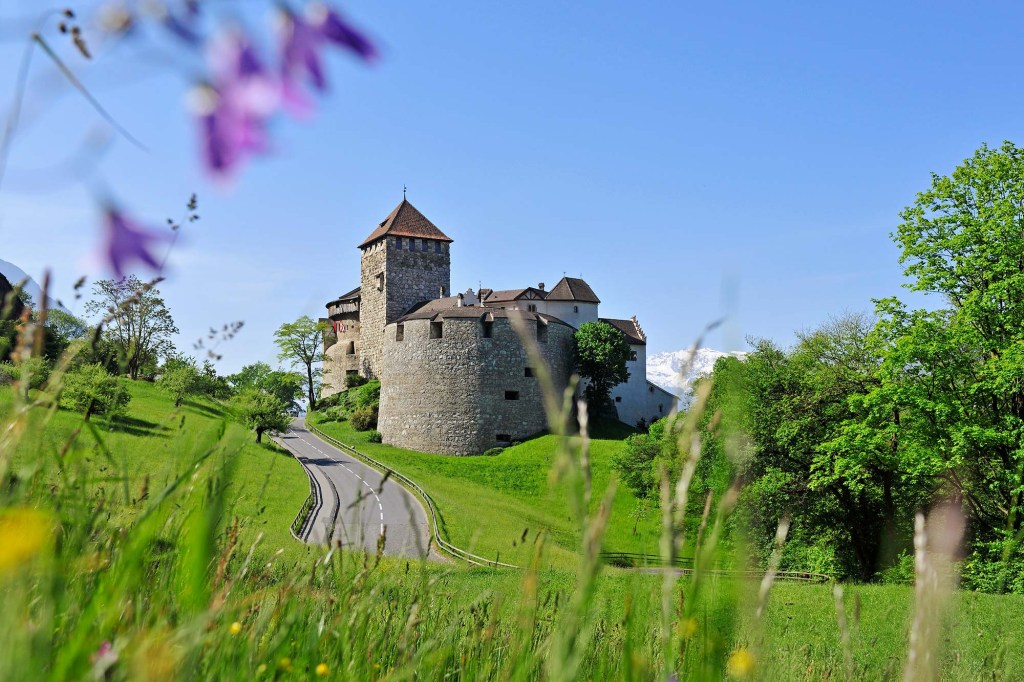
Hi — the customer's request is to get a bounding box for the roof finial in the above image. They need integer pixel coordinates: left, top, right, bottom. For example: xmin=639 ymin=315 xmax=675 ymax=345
xmin=403 ymin=184 xmax=407 ymax=199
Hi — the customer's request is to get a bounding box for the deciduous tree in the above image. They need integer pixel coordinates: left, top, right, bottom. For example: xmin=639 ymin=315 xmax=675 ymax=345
xmin=573 ymin=321 xmax=630 ymax=411
xmin=85 ymin=276 xmax=179 ymax=380
xmin=274 ymin=316 xmax=329 ymax=411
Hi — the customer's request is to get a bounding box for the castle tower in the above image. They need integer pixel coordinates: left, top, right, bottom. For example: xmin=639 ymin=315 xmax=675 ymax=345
xmin=358 ymin=198 xmax=452 ymax=378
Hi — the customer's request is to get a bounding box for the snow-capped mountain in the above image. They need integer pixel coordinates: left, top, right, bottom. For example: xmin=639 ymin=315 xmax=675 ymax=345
xmin=647 ymin=347 xmax=746 ymax=406
xmin=0 ymin=259 xmax=69 ymax=312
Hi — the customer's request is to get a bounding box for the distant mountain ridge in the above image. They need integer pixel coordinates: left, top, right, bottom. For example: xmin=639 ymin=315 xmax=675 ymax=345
xmin=647 ymin=347 xmax=747 ymax=407
xmin=0 ymin=259 xmax=68 ymax=312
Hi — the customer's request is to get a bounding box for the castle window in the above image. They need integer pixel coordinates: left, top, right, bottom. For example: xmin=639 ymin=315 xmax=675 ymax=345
xmin=414 ymin=239 xmax=421 ymax=251
xmin=396 ymin=324 xmax=404 ymax=342
xmin=376 ymin=272 xmax=384 ymax=291
xmin=346 ymin=341 xmax=355 ymax=355
xmin=615 ymin=396 xmax=622 ymax=403
xmin=524 ymin=367 xmax=534 ymax=378
xmin=482 ymin=320 xmax=493 ymax=338
xmin=505 ymin=391 xmax=519 ymax=401
xmin=346 ymin=369 xmax=358 ymax=376
xmin=434 ymin=241 xmax=442 ymax=253
xmin=430 ymin=321 xmax=443 ymax=339
xmin=649 ymin=386 xmax=654 ymax=393
xmin=527 ymin=304 xmax=537 ymax=312
xmin=630 ymin=350 xmax=638 ymax=361
xmin=658 ymin=404 xmax=663 ymax=413
xmin=496 ymin=434 xmax=511 ymax=443
xmin=536 ymin=321 xmax=548 ymax=343
xmin=574 ymin=305 xmax=579 ymax=313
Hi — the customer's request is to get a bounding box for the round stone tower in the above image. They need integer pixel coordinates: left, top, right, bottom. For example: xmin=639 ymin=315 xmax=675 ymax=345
xmin=358 ymin=199 xmax=452 ymax=379
xmin=378 ymin=309 xmax=575 ymax=455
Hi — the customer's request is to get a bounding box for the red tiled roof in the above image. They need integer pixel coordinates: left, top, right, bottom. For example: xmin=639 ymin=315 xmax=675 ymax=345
xmin=358 ymin=199 xmax=453 ymax=248
xmin=600 ymin=317 xmax=645 ymax=345
xmin=546 ymin=277 xmax=600 ymax=303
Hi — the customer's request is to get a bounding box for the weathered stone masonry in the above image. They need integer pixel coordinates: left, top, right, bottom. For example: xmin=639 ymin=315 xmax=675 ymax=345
xmin=378 ymin=311 xmax=574 ymax=455
xmin=322 ymin=197 xmax=678 ymax=454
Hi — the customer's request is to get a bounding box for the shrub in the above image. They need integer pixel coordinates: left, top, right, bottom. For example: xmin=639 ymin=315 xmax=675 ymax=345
xmin=317 ymin=392 xmax=343 ymax=410
xmin=0 ymin=362 xmax=17 ymax=386
xmin=877 ymin=551 xmax=915 ymax=586
xmin=351 ymin=380 xmax=380 ymax=410
xmin=481 ymin=447 xmax=504 ymax=457
xmin=367 ymin=430 xmax=382 ymax=443
xmin=345 ymin=373 xmax=368 ymax=389
xmin=350 ymin=405 xmax=378 ymax=431
xmin=0 ymin=357 xmax=51 ymax=390
xmin=60 ymin=363 xmax=130 ymax=420
xmin=319 ymin=405 xmax=348 ymax=423
xmin=961 ymin=540 xmax=1024 ymax=594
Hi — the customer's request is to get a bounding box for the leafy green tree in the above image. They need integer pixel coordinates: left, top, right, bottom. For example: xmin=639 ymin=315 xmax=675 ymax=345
xmin=60 ymin=363 xmax=131 ymax=421
xmin=573 ymin=321 xmax=630 ymax=410
xmin=42 ymin=309 xmax=88 ymax=360
xmin=194 ymin=359 xmax=231 ymax=399
xmin=228 ymin=362 xmax=304 ymax=413
xmin=868 ymin=141 xmax=1024 ymax=546
xmin=234 ymin=389 xmax=291 ymax=443
xmin=160 ymin=358 xmax=199 ymax=407
xmin=85 ymin=276 xmax=179 ymax=380
xmin=274 ymin=316 xmax=329 ymax=411
xmin=612 ymin=430 xmax=661 ymax=500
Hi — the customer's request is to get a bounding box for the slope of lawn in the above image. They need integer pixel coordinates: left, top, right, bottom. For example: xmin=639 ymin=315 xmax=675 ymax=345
xmin=309 ymin=415 xmax=661 ymax=569
xmin=0 ymin=380 xmax=313 ymax=561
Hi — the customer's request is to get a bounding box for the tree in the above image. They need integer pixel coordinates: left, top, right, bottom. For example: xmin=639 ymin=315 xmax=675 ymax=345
xmin=85 ymin=276 xmax=179 ymax=380
xmin=234 ymin=389 xmax=291 ymax=444
xmin=160 ymin=357 xmax=199 ymax=407
xmin=274 ymin=316 xmax=329 ymax=412
xmin=60 ymin=363 xmax=131 ymax=421
xmin=573 ymin=321 xmax=631 ymax=410
xmin=42 ymin=309 xmax=89 ymax=361
xmin=867 ymin=141 xmax=1024 ymax=543
xmin=228 ymin=362 xmax=304 ymax=413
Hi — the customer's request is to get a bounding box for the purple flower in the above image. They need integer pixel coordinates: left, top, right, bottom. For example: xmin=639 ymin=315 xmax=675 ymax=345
xmin=278 ymin=3 xmax=378 ymax=99
xmin=102 ymin=207 xmax=170 ymax=278
xmin=279 ymin=6 xmax=328 ymax=92
xmin=310 ymin=3 xmax=378 ymax=62
xmin=195 ymin=30 xmax=281 ymax=177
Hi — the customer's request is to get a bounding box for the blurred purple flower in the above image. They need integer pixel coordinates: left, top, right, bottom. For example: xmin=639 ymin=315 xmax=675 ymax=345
xmin=278 ymin=3 xmax=378 ymax=99
xmin=102 ymin=208 xmax=170 ymax=278
xmin=310 ymin=3 xmax=378 ymax=62
xmin=279 ymin=6 xmax=327 ymax=92
xmin=194 ymin=30 xmax=281 ymax=177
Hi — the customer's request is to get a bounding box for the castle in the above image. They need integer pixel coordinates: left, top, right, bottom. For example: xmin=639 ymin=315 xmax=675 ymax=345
xmin=322 ymin=198 xmax=677 ymax=455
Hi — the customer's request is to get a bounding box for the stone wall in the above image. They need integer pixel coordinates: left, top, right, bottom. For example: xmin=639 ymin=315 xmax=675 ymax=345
xmin=378 ymin=314 xmax=574 ymax=455
xmin=358 ymin=239 xmax=388 ymax=378
xmin=322 ymin=312 xmax=361 ymax=398
xmin=359 ymin=236 xmax=450 ymax=379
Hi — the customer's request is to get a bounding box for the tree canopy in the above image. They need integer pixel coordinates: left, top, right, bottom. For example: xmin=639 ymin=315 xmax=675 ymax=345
xmin=274 ymin=316 xmax=329 ymax=412
xmin=85 ymin=276 xmax=179 ymax=380
xmin=573 ymin=321 xmax=631 ymax=411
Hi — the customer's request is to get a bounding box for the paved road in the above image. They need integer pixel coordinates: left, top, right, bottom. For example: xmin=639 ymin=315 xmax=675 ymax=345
xmin=276 ymin=420 xmax=431 ymax=558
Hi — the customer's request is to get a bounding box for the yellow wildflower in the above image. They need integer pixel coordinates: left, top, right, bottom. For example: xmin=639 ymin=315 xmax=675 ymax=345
xmin=228 ymin=622 xmax=242 ymax=636
xmin=0 ymin=508 xmax=53 ymax=572
xmin=278 ymin=657 xmax=293 ymax=672
xmin=678 ymin=618 xmax=698 ymax=638
xmin=256 ymin=664 xmax=267 ymax=675
xmin=727 ymin=647 xmax=755 ymax=679
xmin=316 ymin=662 xmax=329 ymax=676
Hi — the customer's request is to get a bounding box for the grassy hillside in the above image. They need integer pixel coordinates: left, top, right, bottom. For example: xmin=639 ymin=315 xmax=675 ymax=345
xmin=0 ymin=380 xmax=313 ymax=562
xmin=311 ymin=416 xmax=666 ymax=569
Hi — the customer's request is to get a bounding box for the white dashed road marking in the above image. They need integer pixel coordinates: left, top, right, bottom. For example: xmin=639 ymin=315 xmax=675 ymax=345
xmin=298 ymin=436 xmax=386 ymax=537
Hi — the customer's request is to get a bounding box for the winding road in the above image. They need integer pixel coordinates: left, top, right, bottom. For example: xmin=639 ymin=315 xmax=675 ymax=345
xmin=276 ymin=420 xmax=431 ymax=559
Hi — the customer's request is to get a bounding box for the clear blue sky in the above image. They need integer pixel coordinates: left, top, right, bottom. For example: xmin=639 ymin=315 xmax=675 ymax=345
xmin=1 ymin=1 xmax=1021 ymax=372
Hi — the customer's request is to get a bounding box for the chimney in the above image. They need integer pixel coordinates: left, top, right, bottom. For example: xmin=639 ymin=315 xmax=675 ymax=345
xmin=439 ymin=285 xmax=445 ymax=298
xmin=538 ymin=282 xmax=545 ymax=291
xmin=457 ymin=293 xmax=464 ymax=307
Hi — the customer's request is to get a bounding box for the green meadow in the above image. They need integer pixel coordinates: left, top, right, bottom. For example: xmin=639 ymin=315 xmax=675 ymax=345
xmin=308 ymin=414 xmax=663 ymax=570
